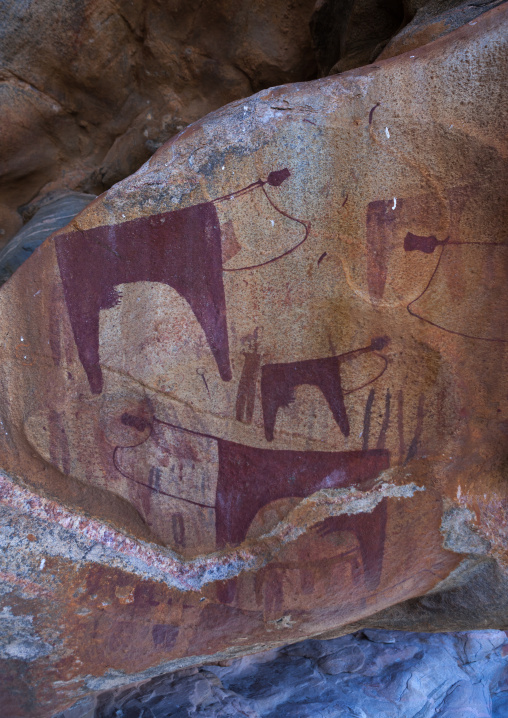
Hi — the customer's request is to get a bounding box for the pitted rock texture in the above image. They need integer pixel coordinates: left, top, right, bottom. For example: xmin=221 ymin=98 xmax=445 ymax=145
xmin=0 ymin=5 xmax=507 ymax=716
xmin=55 ymin=629 xmax=508 ymax=718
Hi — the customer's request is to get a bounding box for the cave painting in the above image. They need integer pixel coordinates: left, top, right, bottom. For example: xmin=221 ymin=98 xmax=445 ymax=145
xmin=47 ymin=168 xmax=475 ymax=594
xmin=366 ymin=185 xmax=508 ymax=341
xmin=54 ymin=169 xmax=307 ymax=395
xmin=261 ymin=337 xmax=389 ymax=441
xmin=405 ymin=232 xmax=508 ymax=342
xmin=111 ymin=406 xmax=390 ymax=587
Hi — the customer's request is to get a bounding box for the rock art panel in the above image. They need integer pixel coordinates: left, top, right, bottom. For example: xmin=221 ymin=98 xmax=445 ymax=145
xmin=0 ymin=5 xmax=507 ymax=716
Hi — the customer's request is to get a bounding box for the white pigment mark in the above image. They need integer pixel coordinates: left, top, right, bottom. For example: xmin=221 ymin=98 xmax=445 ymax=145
xmin=392 ymin=198 xmax=397 ymax=210
xmin=385 ymin=127 xmax=390 ymax=139
xmin=0 ymin=471 xmax=424 ymax=592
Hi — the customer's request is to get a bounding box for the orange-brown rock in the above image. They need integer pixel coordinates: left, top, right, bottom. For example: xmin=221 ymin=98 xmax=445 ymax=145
xmin=0 ymin=0 xmax=319 ymax=246
xmin=378 ymin=0 xmax=507 ymax=61
xmin=0 ymin=5 xmax=507 ymax=716
xmin=310 ymin=0 xmax=506 ymax=75
xmin=2 ymin=0 xmax=497 ymax=251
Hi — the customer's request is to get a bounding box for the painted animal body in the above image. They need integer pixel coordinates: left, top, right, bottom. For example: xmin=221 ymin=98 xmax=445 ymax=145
xmin=55 ymin=170 xmax=293 ymax=395
xmin=55 ymin=200 xmax=230 ymax=395
xmin=55 ymin=168 xmax=390 ymax=586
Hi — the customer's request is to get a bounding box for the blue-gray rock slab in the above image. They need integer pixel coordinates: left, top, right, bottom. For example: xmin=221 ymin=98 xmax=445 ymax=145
xmin=0 ymin=193 xmax=95 ymax=286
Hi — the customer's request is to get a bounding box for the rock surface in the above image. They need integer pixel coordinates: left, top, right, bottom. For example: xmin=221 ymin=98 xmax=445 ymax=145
xmin=0 ymin=5 xmax=507 ymax=716
xmin=310 ymin=0 xmax=507 ymax=76
xmin=55 ymin=629 xmax=508 ymax=718
xmin=0 ymin=0 xmax=500 ymax=248
xmin=0 ymin=192 xmax=96 ymax=286
xmin=0 ymin=0 xmax=319 ymax=246
xmin=378 ymin=0 xmax=507 ymax=62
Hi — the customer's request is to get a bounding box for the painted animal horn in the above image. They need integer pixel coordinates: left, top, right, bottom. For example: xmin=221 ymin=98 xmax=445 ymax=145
xmin=266 ymin=168 xmax=291 ymax=186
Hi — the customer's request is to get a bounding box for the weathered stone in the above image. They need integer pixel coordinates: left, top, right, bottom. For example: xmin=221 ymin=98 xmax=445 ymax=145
xmin=0 ymin=5 xmax=507 ymax=715
xmin=310 ymin=0 xmax=506 ymax=76
xmin=0 ymin=0 xmax=319 ymax=246
xmin=56 ymin=629 xmax=508 ymax=717
xmin=1 ymin=0 xmax=497 ymax=249
xmin=378 ymin=0 xmax=507 ymax=61
xmin=0 ymin=192 xmax=95 ymax=286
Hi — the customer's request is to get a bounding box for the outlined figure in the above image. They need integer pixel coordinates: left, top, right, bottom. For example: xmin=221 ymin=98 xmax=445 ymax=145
xmin=55 ymin=169 xmax=310 ymax=395
xmin=113 ymin=410 xmax=390 ymax=585
xmin=405 ymin=234 xmax=508 ymax=342
xmin=365 ymin=194 xmax=443 ymax=302
xmin=400 ymin=185 xmax=508 ymax=342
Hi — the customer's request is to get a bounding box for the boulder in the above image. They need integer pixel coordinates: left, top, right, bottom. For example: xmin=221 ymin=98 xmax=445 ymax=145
xmin=310 ymin=0 xmax=507 ymax=75
xmin=378 ymin=0 xmax=508 ymax=61
xmin=0 ymin=0 xmax=319 ymax=246
xmin=0 ymin=5 xmax=507 ymax=715
xmin=1 ymin=0 xmax=498 ymax=250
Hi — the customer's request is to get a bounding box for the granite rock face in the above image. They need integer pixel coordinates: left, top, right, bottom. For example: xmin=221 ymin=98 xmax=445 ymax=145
xmin=56 ymin=629 xmax=508 ymax=718
xmin=0 ymin=5 xmax=507 ymax=716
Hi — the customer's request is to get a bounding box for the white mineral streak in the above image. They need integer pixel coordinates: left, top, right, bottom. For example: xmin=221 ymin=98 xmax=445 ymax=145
xmin=0 ymin=472 xmax=423 ymax=592
xmin=0 ymin=606 xmax=52 ymax=661
xmin=440 ymin=501 xmax=490 ymax=555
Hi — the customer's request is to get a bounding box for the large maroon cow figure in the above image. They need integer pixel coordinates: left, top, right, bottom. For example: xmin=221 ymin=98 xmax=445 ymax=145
xmin=55 ymin=169 xmax=291 ymax=395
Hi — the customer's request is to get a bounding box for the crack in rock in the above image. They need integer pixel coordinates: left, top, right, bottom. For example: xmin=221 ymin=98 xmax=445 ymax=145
xmin=0 ymin=471 xmax=423 ymax=592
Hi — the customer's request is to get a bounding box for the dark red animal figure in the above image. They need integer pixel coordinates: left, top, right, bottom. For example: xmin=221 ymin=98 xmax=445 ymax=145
xmin=261 ymin=356 xmax=351 ymax=440
xmin=55 ymin=169 xmax=292 ymax=395
xmin=56 ymin=167 xmax=391 ymax=590
xmin=215 ymin=440 xmax=389 ymax=589
xmin=120 ymin=414 xmax=390 ymax=590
